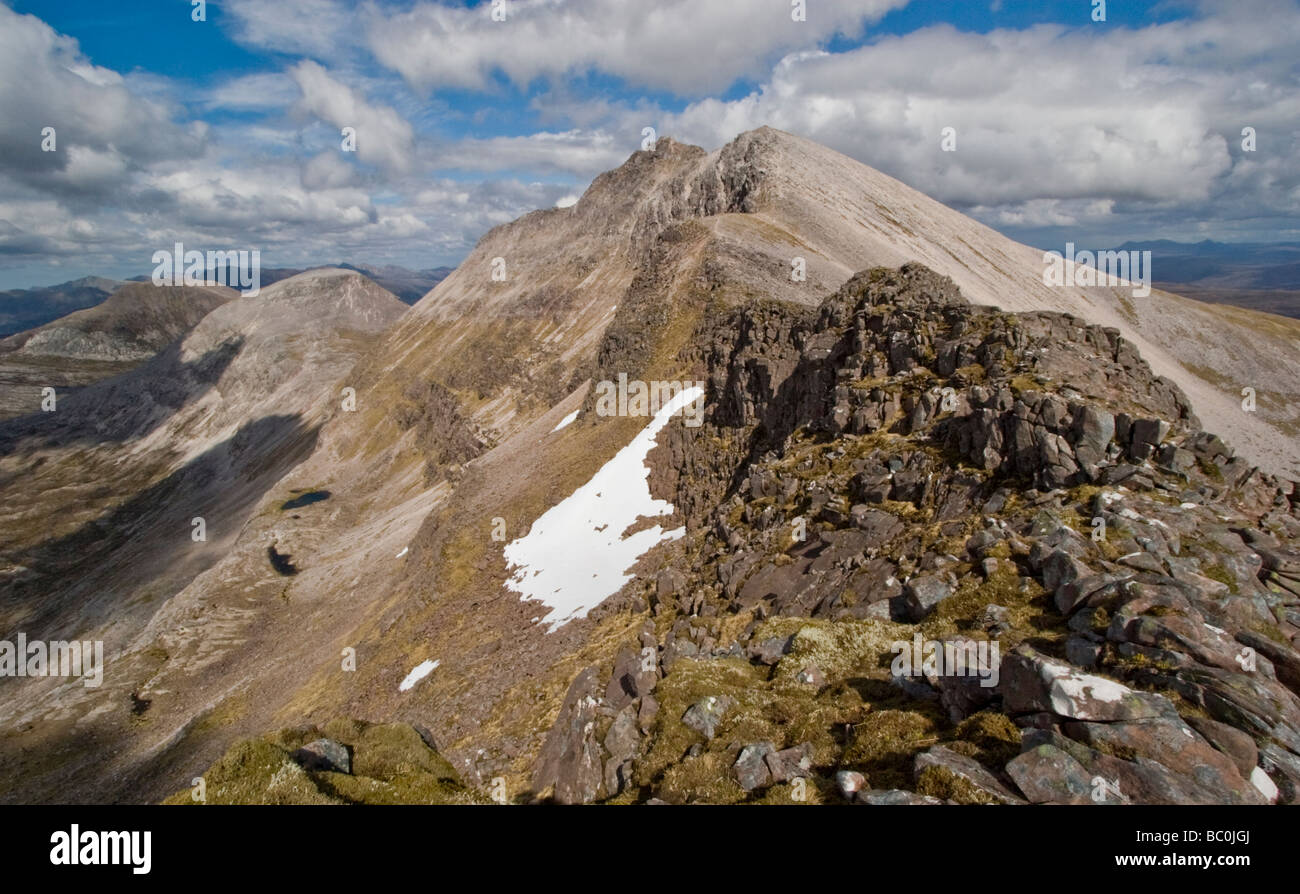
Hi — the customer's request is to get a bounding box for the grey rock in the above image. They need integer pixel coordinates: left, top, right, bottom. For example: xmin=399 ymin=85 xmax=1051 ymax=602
xmin=294 ymin=738 xmax=351 ymax=774
xmin=748 ymin=635 xmax=794 ymax=666
xmin=857 ymin=789 xmax=945 ymax=805
xmin=835 ymin=770 xmax=867 ymax=800
xmin=764 ymin=743 xmax=813 ymax=783
xmin=998 ymin=646 xmax=1174 ymax=721
xmin=681 ymin=695 xmax=735 ymax=740
xmin=902 ymin=575 xmax=954 ymax=621
xmin=734 ymin=742 xmax=776 ymax=791
xmin=531 ymin=667 xmax=605 ymax=804
xmin=1005 ymin=744 xmax=1095 ymax=804
xmin=913 ymin=745 xmax=1025 ymax=804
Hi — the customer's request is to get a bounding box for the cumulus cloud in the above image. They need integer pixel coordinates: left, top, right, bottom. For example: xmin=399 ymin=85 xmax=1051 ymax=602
xmin=0 ymin=5 xmax=205 ymax=191
xmin=289 ymin=61 xmax=416 ymax=173
xmin=365 ymin=0 xmax=911 ymax=95
xmin=433 ymin=129 xmax=628 ymax=177
xmin=654 ymin=7 xmax=1300 ymax=237
xmin=4 ymin=0 xmax=1299 ymax=286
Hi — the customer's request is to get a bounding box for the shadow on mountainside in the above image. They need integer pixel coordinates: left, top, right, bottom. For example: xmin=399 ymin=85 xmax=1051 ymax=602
xmin=0 ymin=335 xmax=244 ymax=455
xmin=0 ymin=412 xmax=319 ymax=639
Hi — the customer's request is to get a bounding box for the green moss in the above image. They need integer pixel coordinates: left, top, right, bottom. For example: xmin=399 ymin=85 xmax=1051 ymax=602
xmin=164 ymin=719 xmax=487 ymax=805
xmin=841 ymin=708 xmax=941 ymax=791
xmin=1196 ymin=456 xmax=1224 ymax=482
xmin=1201 ymin=563 xmax=1238 ymax=594
xmin=951 ymin=711 xmax=1021 ymax=768
xmin=914 ymin=764 xmax=998 ymax=804
xmin=164 ymin=738 xmax=339 ymax=805
xmin=655 ymin=751 xmax=747 ymax=805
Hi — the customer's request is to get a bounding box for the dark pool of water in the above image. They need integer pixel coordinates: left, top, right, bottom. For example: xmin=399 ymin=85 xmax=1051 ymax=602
xmin=280 ymin=489 xmax=331 ymax=510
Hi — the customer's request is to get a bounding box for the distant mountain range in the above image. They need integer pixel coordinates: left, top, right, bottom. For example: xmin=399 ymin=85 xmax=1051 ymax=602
xmin=1108 ymin=239 xmax=1300 ymax=287
xmin=0 ymin=276 xmax=124 ymax=337
xmin=1090 ymin=239 xmax=1300 ymax=318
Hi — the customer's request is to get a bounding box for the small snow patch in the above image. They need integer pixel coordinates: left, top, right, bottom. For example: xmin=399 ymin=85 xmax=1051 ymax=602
xmin=399 ymin=659 xmax=439 ymax=692
xmin=551 ymin=409 xmax=579 ymax=433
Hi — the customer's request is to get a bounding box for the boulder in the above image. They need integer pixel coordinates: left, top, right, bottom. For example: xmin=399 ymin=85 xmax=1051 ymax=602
xmin=531 ymin=667 xmax=605 ymax=804
xmin=734 ymin=742 xmax=776 ymax=791
xmin=901 ymin=575 xmax=954 ymax=621
xmin=999 ymin=646 xmax=1174 ymax=721
xmin=913 ymin=745 xmax=1025 ymax=804
xmin=293 ymin=739 xmax=351 ymax=775
xmin=1005 ymin=743 xmax=1095 ymax=804
xmin=681 ymin=695 xmax=735 ymax=740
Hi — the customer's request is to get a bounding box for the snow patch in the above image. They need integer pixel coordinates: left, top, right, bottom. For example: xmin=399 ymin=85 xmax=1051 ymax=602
xmin=504 ymin=386 xmax=704 ymax=631
xmin=399 ymin=659 xmax=439 ymax=692
xmin=551 ymin=409 xmax=579 ymax=433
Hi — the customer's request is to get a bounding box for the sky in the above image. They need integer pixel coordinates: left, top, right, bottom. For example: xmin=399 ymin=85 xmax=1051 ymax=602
xmin=1 ymin=0 xmax=1297 ymax=290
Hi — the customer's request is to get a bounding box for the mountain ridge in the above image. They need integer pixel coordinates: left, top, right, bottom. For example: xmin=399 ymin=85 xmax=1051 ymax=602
xmin=1 ymin=129 xmax=1297 ymax=807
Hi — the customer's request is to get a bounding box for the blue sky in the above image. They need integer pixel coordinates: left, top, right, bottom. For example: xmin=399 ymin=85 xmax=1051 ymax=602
xmin=1 ymin=0 xmax=1297 ymax=289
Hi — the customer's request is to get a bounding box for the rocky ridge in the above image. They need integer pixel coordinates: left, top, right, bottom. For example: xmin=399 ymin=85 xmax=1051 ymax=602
xmin=528 ymin=264 xmax=1300 ymax=804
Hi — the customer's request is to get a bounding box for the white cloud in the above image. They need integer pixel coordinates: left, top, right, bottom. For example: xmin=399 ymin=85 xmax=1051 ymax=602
xmin=301 ymin=151 xmax=358 ymax=190
xmin=205 ymin=72 xmax=301 ymax=110
xmin=365 ymin=0 xmax=912 ymax=95
xmin=434 ymin=129 xmax=627 ymax=177
xmin=289 ymin=61 xmax=416 ymax=174
xmin=654 ymin=11 xmax=1299 ymax=223
xmin=223 ymin=0 xmax=355 ymax=57
xmin=0 ymin=5 xmax=205 ymax=189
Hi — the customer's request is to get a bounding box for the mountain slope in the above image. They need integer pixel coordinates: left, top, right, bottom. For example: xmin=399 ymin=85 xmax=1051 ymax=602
xmin=152 ymin=130 xmax=1299 ymax=806
xmin=0 ymin=281 xmax=234 ymax=361
xmin=0 ymin=269 xmax=406 ymax=802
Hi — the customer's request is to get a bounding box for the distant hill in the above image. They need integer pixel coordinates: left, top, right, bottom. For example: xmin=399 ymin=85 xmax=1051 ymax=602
xmin=336 ymin=264 xmax=454 ymax=303
xmin=0 ymin=276 xmax=123 ymax=337
xmin=127 ymin=263 xmax=455 ymax=304
xmin=0 ymin=281 xmax=235 ymax=420
xmin=0 ymin=281 xmax=235 ymax=361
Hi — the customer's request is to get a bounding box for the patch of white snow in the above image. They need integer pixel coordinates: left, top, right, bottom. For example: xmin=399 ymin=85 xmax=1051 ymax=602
xmin=504 ymin=386 xmax=704 ymax=631
xmin=399 ymin=659 xmax=439 ymax=692
xmin=551 ymin=409 xmax=579 ymax=433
